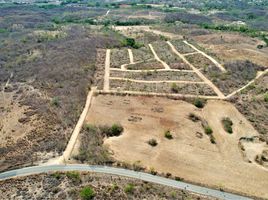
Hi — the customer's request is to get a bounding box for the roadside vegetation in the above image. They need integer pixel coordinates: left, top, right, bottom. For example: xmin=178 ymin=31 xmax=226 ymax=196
xmin=75 ymin=124 xmax=123 ymax=164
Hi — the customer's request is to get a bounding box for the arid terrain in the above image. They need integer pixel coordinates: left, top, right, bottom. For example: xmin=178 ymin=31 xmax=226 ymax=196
xmin=82 ymin=94 xmax=268 ymax=198
xmin=1 ymin=0 xmax=268 ymax=199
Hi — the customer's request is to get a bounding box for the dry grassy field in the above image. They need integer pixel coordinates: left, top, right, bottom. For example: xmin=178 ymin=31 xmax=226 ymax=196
xmin=84 ymin=94 xmax=268 ymax=199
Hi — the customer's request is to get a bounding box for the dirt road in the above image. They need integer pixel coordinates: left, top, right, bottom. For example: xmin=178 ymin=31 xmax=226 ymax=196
xmin=104 ymin=49 xmax=110 ymax=91
xmin=167 ymin=41 xmax=225 ymax=98
xmin=183 ymin=40 xmax=226 ymax=72
xmin=148 ymin=44 xmax=170 ymax=70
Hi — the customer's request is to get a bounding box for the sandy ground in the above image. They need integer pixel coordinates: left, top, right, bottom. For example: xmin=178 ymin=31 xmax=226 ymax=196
xmin=0 ymin=90 xmax=36 ymax=147
xmin=85 ymin=94 xmax=268 ymax=199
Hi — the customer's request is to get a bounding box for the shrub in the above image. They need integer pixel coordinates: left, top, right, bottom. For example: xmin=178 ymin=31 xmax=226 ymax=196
xmin=51 ymin=97 xmax=60 ymax=107
xmin=100 ymin=124 xmax=124 ymax=137
xmin=66 ymin=171 xmax=81 ymax=183
xmin=204 ymin=126 xmax=213 ymax=135
xmin=193 ymin=98 xmax=204 ymax=108
xmin=80 ymin=186 xmax=95 ymax=200
xmin=171 ymin=83 xmax=178 ymax=93
xmin=147 ymin=138 xmax=158 ymax=147
xmin=149 ymin=167 xmax=157 ymax=175
xmin=264 ymin=92 xmax=268 ymax=102
xmin=164 ymin=130 xmax=173 ymax=139
xmin=110 ymin=124 xmax=124 ymax=136
xmin=51 ymin=172 xmax=62 ymax=179
xmin=222 ymin=117 xmax=233 ymax=134
xmin=84 ymin=124 xmax=97 ymax=132
xmin=124 ymin=183 xmax=134 ymax=194
xmin=188 ymin=113 xmax=200 ymax=122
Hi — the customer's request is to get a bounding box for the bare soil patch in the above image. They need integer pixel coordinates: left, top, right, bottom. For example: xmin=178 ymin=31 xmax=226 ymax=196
xmin=84 ymin=95 xmax=268 ymax=199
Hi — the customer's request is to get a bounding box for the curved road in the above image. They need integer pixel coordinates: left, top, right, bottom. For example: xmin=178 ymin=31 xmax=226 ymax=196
xmin=0 ymin=164 xmax=251 ymax=200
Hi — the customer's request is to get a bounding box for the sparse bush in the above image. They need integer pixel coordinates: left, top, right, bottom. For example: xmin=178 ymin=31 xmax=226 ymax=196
xmin=204 ymin=126 xmax=213 ymax=135
xmin=193 ymin=98 xmax=204 ymax=108
xmin=51 ymin=172 xmax=62 ymax=179
xmin=264 ymin=92 xmax=268 ymax=102
xmin=149 ymin=167 xmax=157 ymax=175
xmin=147 ymin=138 xmax=158 ymax=147
xmin=222 ymin=117 xmax=233 ymax=134
xmin=100 ymin=124 xmax=124 ymax=137
xmin=80 ymin=186 xmax=95 ymax=200
xmin=164 ymin=130 xmax=173 ymax=139
xmin=188 ymin=113 xmax=200 ymax=122
xmin=124 ymin=183 xmax=135 ymax=194
xmin=66 ymin=171 xmax=81 ymax=183
xmin=51 ymin=97 xmax=60 ymax=107
xmin=171 ymin=83 xmax=178 ymax=93
xmin=110 ymin=124 xmax=124 ymax=136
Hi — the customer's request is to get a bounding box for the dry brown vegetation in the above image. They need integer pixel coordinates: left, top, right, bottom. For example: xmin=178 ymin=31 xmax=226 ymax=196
xmin=230 ymin=73 xmax=268 ymax=140
xmin=110 ymin=70 xmax=202 ymax=82
xmin=109 ymin=80 xmax=216 ymax=96
xmin=0 ymin=172 xmax=214 ymax=200
xmin=0 ymin=6 xmax=121 ymax=172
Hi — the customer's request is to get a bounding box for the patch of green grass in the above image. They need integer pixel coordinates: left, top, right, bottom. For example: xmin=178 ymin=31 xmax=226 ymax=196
xmin=80 ymin=186 xmax=95 ymax=200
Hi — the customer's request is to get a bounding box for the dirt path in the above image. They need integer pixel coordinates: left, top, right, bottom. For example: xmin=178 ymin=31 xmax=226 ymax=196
xmin=49 ymin=87 xmax=97 ymax=164
xmin=226 ymin=69 xmax=268 ymax=98
xmin=105 ymin=9 xmax=110 ymax=16
xmin=114 ymin=26 xmax=183 ymax=39
xmin=148 ymin=44 xmax=170 ymax=70
xmin=109 ymin=77 xmax=205 ymax=84
xmin=167 ymin=41 xmax=225 ymax=98
xmin=183 ymin=40 xmax=226 ymax=72
xmin=104 ymin=49 xmax=110 ymax=92
xmin=128 ymin=49 xmax=134 ymax=64
xmin=110 ymin=68 xmax=194 ymax=73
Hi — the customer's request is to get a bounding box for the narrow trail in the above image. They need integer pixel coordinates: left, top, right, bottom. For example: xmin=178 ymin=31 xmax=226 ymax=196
xmin=167 ymin=41 xmax=225 ymax=98
xmin=183 ymin=52 xmax=200 ymax=56
xmin=128 ymin=49 xmax=134 ymax=64
xmin=226 ymin=69 xmax=268 ymax=98
xmin=55 ymin=87 xmax=96 ymax=164
xmin=109 ymin=77 xmax=206 ymax=84
xmin=105 ymin=9 xmax=110 ymax=16
xmin=183 ymin=40 xmax=226 ymax=72
xmin=110 ymin=68 xmax=194 ymax=73
xmin=148 ymin=44 xmax=170 ymax=70
xmin=104 ymin=49 xmax=110 ymax=92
